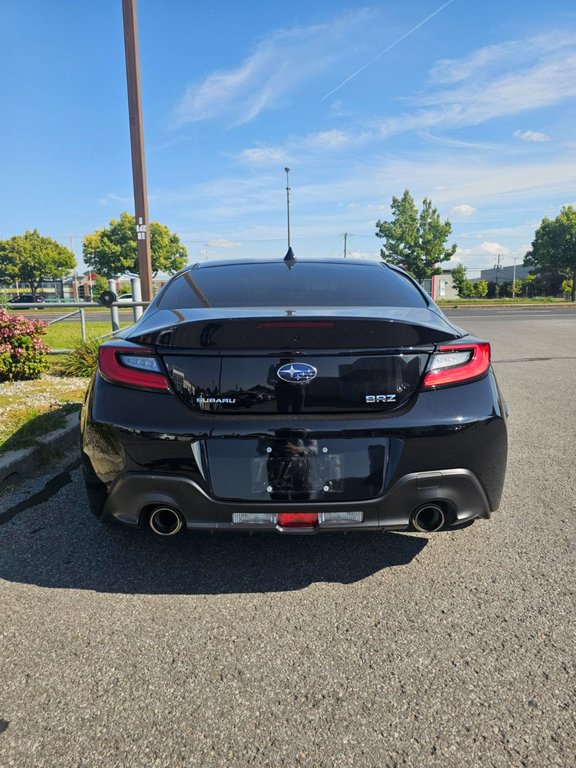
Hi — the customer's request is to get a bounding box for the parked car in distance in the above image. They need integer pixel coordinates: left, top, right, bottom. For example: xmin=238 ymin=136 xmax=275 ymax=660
xmin=81 ymin=258 xmax=508 ymax=538
xmin=9 ymin=293 xmax=46 ymax=306
xmin=117 ymin=293 xmax=133 ymax=302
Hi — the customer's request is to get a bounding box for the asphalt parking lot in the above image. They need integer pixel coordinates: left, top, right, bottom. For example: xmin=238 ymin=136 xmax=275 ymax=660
xmin=1 ymin=311 xmax=575 ymax=768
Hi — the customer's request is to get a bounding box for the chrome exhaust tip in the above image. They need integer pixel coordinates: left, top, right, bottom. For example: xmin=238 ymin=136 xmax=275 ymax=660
xmin=412 ymin=504 xmax=445 ymax=533
xmin=149 ymin=506 xmax=184 ymax=537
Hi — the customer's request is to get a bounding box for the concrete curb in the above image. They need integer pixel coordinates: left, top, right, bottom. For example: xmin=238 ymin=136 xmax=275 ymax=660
xmin=0 ymin=411 xmax=80 ymax=493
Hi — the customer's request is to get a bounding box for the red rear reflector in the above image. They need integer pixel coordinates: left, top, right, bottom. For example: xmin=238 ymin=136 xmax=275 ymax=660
xmin=98 ymin=346 xmax=170 ymax=392
xmin=423 ymin=342 xmax=491 ymax=389
xmin=277 ymin=513 xmax=319 ymax=528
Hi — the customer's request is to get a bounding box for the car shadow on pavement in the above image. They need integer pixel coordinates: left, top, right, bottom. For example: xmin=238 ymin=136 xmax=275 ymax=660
xmin=0 ymin=462 xmax=428 ymax=595
xmin=0 ymin=512 xmax=427 ymax=597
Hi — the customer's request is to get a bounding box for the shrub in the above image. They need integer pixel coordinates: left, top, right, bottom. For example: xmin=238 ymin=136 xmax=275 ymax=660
xmin=58 ymin=338 xmax=100 ymax=378
xmin=0 ymin=308 xmax=50 ymax=381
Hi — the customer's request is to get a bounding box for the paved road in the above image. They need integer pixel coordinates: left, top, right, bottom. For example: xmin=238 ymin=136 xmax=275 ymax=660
xmin=1 ymin=315 xmax=575 ymax=767
xmin=444 ymin=305 xmax=576 ymax=320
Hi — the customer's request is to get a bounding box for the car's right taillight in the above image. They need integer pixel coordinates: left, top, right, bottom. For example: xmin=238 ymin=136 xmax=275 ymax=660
xmin=98 ymin=345 xmax=171 ymax=392
xmin=423 ymin=342 xmax=491 ymax=389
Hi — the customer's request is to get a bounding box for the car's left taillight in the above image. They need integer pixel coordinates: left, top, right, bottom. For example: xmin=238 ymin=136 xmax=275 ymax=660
xmin=423 ymin=341 xmax=491 ymax=389
xmin=98 ymin=344 xmax=171 ymax=392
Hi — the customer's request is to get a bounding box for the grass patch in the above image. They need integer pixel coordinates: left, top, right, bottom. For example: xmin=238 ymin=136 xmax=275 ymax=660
xmin=0 ymin=376 xmax=88 ymax=454
xmin=43 ymin=321 xmax=131 ymax=349
xmin=56 ymin=339 xmax=100 ymax=378
xmin=0 ymin=406 xmax=72 ymax=454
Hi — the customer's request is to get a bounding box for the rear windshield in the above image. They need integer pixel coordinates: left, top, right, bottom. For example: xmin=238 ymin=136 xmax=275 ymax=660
xmin=156 ymin=262 xmax=427 ymax=309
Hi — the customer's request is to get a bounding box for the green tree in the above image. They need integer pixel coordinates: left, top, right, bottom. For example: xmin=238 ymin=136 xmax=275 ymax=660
xmin=451 ymin=263 xmax=473 ymax=297
xmin=521 ymin=274 xmax=537 ymax=298
xmin=524 ymin=206 xmax=576 ymax=301
xmin=510 ymin=279 xmax=523 ymax=298
xmin=0 ymin=241 xmax=18 ymax=286
xmin=375 ymin=190 xmax=457 ymax=281
xmin=561 ymin=278 xmax=573 ymax=297
xmin=0 ymin=230 xmax=76 ymax=294
xmin=83 ymin=212 xmax=188 ymax=279
xmin=91 ymin=274 xmax=109 ymax=301
xmin=473 ymin=279 xmax=488 ymax=298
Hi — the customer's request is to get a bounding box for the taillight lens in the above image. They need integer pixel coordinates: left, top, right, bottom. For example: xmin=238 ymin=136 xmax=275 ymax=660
xmin=423 ymin=342 xmax=491 ymax=389
xmin=98 ymin=345 xmax=170 ymax=392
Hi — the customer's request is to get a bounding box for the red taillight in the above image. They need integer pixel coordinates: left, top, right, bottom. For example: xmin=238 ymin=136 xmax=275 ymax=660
xmin=423 ymin=342 xmax=491 ymax=389
xmin=98 ymin=346 xmax=170 ymax=392
xmin=277 ymin=513 xmax=318 ymax=528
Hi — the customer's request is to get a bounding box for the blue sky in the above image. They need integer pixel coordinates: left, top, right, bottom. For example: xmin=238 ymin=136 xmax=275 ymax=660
xmin=1 ymin=0 xmax=575 ymax=275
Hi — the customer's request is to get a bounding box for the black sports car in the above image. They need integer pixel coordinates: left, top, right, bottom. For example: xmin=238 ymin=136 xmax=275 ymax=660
xmin=81 ymin=258 xmax=507 ymax=536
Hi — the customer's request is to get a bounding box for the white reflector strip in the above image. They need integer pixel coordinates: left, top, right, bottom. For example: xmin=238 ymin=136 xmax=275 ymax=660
xmin=429 ymin=350 xmax=471 ymax=371
xmin=319 ymin=511 xmax=363 ymax=525
xmin=232 ymin=513 xmax=277 ymax=525
xmin=232 ymin=512 xmax=364 ymax=525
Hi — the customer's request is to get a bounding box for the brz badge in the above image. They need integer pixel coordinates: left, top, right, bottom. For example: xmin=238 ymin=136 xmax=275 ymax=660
xmin=277 ymin=363 xmax=317 ymax=384
xmin=366 ymin=394 xmax=397 ymax=403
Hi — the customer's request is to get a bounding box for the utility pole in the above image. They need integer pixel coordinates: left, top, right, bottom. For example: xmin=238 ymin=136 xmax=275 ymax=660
xmin=69 ymin=237 xmax=78 ymax=300
xmin=512 ymin=256 xmax=518 ymax=299
xmin=122 ymin=0 xmax=153 ymax=301
xmin=494 ymin=253 xmax=502 ymax=298
xmin=343 ymin=232 xmax=348 ymax=258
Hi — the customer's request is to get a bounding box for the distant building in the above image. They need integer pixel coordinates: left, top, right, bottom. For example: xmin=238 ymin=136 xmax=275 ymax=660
xmin=478 ymin=265 xmax=531 ymax=283
xmin=431 ymin=270 xmax=460 ymax=300
xmin=421 ymin=269 xmax=460 ymax=300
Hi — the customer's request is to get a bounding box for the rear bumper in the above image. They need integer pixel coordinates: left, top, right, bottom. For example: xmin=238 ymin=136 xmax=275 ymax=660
xmin=81 ymin=369 xmax=507 ymax=532
xmin=95 ymin=467 xmax=491 ymax=532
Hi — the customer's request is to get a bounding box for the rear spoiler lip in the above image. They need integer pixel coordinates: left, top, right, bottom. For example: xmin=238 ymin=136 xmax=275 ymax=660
xmin=126 ymin=306 xmax=464 ymax=344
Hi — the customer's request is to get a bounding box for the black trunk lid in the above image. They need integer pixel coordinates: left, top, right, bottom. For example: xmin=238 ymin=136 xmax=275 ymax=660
xmin=127 ymin=308 xmax=463 ymax=415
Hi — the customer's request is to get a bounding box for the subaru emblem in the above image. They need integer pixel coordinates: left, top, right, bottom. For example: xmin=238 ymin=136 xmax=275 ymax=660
xmin=277 ymin=362 xmax=317 ymax=384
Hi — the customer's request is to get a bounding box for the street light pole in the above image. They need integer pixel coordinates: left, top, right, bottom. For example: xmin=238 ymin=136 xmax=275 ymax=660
xmin=284 ymin=167 xmax=291 ymax=249
xmin=512 ymin=257 xmax=518 ymax=299
xmin=122 ymin=0 xmax=153 ymax=302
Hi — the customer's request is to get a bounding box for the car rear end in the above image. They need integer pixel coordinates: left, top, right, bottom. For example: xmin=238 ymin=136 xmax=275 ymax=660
xmin=81 ymin=260 xmax=507 ymax=535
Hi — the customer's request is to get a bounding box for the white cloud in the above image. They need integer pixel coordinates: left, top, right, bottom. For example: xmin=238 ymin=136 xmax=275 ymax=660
xmin=420 ymin=132 xmax=500 ymax=151
xmin=237 ymin=129 xmax=367 ymax=167
xmin=378 ymin=156 xmax=576 ymax=207
xmin=480 ymin=241 xmax=510 ymax=256
xmin=430 ymin=31 xmax=576 ymax=84
xmin=299 ymin=130 xmax=353 ymax=150
xmin=238 ymin=147 xmax=287 ymax=166
xmin=514 ymin=130 xmax=550 ymax=142
xmin=98 ymin=192 xmax=132 ymax=206
xmin=207 ymin=239 xmax=241 ymax=249
xmin=451 ymin=204 xmax=476 ymax=217
xmin=173 ymin=10 xmax=376 ymax=126
xmin=453 ymin=248 xmax=474 ymax=261
xmin=376 ymin=36 xmax=576 ymax=138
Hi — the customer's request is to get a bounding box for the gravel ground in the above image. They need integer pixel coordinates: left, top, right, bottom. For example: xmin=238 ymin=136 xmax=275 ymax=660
xmin=0 ymin=376 xmax=88 ymax=406
xmin=0 ymin=312 xmax=574 ymax=768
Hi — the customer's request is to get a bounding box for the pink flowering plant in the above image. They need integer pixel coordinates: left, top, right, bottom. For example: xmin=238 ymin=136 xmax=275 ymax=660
xmin=0 ymin=308 xmax=50 ymax=381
